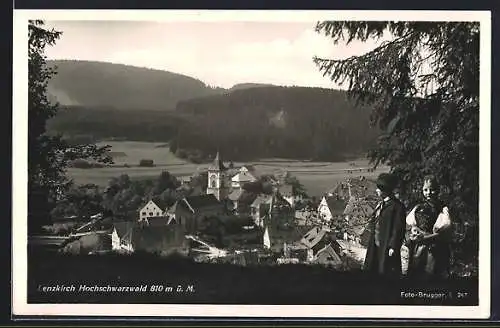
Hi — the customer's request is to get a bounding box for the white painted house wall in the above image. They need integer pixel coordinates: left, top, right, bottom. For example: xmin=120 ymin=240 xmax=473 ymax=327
xmin=139 ymin=200 xmax=164 ymax=221
xmin=111 ymin=229 xmax=120 ymax=251
xmin=239 ymin=166 xmax=253 ymax=174
xmin=111 ymin=228 xmax=134 ymax=253
xmin=282 ymin=195 xmax=295 ymax=208
xmin=317 ymin=197 xmax=333 ymax=223
xmin=231 ymin=170 xmax=257 ymax=189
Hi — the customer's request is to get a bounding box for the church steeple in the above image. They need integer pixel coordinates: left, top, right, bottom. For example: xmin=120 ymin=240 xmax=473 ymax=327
xmin=209 ymin=151 xmax=226 ymax=171
xmin=206 ymin=151 xmax=229 ymax=201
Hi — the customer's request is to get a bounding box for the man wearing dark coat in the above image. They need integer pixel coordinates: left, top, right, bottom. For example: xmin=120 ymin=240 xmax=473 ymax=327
xmin=363 ymin=173 xmax=406 ymax=277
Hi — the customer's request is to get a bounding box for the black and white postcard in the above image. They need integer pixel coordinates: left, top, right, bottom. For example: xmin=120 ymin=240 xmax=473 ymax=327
xmin=12 ymin=10 xmax=491 ymax=320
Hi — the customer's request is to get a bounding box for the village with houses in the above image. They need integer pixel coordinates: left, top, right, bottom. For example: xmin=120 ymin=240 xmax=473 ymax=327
xmin=36 ymin=151 xmax=384 ymax=271
xmin=23 ymin=18 xmax=481 ymax=309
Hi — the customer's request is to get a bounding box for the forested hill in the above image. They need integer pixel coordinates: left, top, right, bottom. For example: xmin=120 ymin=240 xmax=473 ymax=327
xmin=46 ymin=60 xmax=223 ymax=111
xmin=44 ymin=61 xmax=380 ymax=161
xmin=171 ymin=86 xmax=380 ymax=162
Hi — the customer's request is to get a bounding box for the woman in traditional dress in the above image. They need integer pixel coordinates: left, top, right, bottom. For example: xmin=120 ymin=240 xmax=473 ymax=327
xmin=405 ymin=175 xmax=452 ymax=279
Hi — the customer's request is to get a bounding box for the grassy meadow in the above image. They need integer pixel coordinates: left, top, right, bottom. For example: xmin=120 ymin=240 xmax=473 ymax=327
xmin=67 ymin=141 xmax=389 ymax=197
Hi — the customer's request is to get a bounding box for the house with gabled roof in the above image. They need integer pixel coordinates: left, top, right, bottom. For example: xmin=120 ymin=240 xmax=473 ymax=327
xmin=112 ymin=221 xmax=188 ymax=256
xmin=313 ymin=244 xmax=343 ymax=267
xmin=343 ymin=196 xmax=374 ymax=222
xmin=299 ymin=226 xmax=340 ymax=263
xmin=301 ymin=226 xmax=328 ymax=249
xmin=250 ymin=192 xmax=292 ymax=228
xmin=228 ymin=188 xmax=244 ymax=213
xmin=228 ymin=189 xmax=257 ymax=215
xmin=178 ymin=175 xmax=192 ymax=186
xmin=164 ymin=202 xmax=178 ymax=224
xmin=173 ymin=194 xmax=226 ymax=233
xmin=317 ymin=195 xmax=347 ymax=224
xmin=277 ymin=184 xmax=296 ymax=208
xmin=341 ymin=196 xmax=375 ymax=243
xmin=231 ymin=169 xmax=257 ymax=189
xmin=138 ymin=199 xmax=169 ymax=222
xmin=111 ymin=221 xmax=136 ymax=253
xmin=250 ymin=194 xmax=273 ymax=227
xmin=239 ymin=165 xmax=257 ymax=176
xmin=134 ymin=224 xmax=188 ymax=256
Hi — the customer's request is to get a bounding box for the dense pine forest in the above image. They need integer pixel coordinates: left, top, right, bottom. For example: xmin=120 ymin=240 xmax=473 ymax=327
xmin=47 ymin=65 xmax=380 ymax=162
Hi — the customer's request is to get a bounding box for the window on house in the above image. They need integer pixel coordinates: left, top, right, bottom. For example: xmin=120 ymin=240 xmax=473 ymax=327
xmin=149 ymin=212 xmax=153 ymax=216
xmin=142 ymin=212 xmax=146 ymax=215
xmin=211 ymin=179 xmax=216 ymax=188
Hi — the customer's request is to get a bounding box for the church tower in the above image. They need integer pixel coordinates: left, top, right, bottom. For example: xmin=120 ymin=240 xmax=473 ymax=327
xmin=206 ymin=151 xmax=229 ymax=201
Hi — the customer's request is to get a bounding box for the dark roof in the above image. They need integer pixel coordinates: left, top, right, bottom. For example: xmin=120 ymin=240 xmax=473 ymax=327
xmin=325 ymin=196 xmax=347 ymax=215
xmin=152 ymin=198 xmax=170 ymax=211
xmin=183 ymin=194 xmax=223 ymax=211
xmin=144 ymin=216 xmax=171 ymax=227
xmin=62 ymin=233 xmax=112 ymax=254
xmin=131 ymin=225 xmax=187 ymax=252
xmin=315 ymin=244 xmax=342 ymax=265
xmin=208 ymin=152 xmax=226 ymax=171
xmin=301 ymin=227 xmax=328 ymax=249
xmin=166 ymin=202 xmax=178 ymax=214
xmin=349 ymin=178 xmax=377 ymax=198
xmin=113 ymin=221 xmax=137 ymax=238
xmin=343 ymin=197 xmax=374 ymax=217
xmin=139 ymin=198 xmax=169 ymax=211
xmin=251 ymin=193 xmax=291 ymax=212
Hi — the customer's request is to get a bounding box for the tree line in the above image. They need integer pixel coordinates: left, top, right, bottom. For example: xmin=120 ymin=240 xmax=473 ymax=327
xmin=47 ymin=105 xmax=189 ymax=143
xmin=51 ymin=171 xmax=188 ymax=221
xmin=314 ymin=21 xmax=480 ymax=275
xmin=170 ymin=86 xmax=380 ymax=162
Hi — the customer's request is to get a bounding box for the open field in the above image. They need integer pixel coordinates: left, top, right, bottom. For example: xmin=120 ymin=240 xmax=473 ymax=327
xmin=68 ymin=141 xmax=389 ymax=197
xmin=96 ymin=141 xmax=187 ymax=166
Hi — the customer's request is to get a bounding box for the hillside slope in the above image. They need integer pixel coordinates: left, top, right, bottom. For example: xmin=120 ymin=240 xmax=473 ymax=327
xmin=44 ymin=61 xmax=380 ymax=161
xmin=46 ymin=60 xmax=221 ymax=111
xmin=172 ymin=86 xmax=380 ymax=161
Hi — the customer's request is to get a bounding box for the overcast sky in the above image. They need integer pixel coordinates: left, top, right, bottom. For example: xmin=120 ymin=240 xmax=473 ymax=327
xmin=44 ymin=21 xmax=386 ymax=89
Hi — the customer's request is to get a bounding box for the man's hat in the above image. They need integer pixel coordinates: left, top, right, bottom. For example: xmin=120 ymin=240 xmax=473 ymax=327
xmin=376 ymin=173 xmax=398 ymax=193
